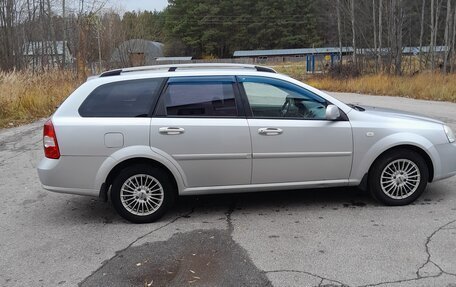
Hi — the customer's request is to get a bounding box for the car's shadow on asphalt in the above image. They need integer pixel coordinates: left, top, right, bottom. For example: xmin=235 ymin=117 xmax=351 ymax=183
xmin=47 ymin=183 xmax=448 ymax=225
xmin=178 ymin=186 xmax=373 ymax=210
xmin=176 ymin=180 xmax=448 ymax=212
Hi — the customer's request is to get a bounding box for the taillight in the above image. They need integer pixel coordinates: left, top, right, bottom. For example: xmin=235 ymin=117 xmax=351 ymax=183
xmin=43 ymin=119 xmax=60 ymax=159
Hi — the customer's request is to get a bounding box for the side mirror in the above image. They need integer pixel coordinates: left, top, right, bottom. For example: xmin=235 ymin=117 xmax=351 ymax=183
xmin=326 ymin=105 xmax=340 ymax=120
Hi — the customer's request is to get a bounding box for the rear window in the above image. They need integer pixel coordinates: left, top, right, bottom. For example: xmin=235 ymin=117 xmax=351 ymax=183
xmin=79 ymin=78 xmax=164 ymax=117
xmin=163 ymin=82 xmax=238 ymax=117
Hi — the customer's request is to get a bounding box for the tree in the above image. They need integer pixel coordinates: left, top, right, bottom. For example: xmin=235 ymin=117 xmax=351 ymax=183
xmin=430 ymin=0 xmax=443 ymax=70
xmin=443 ymin=0 xmax=453 ymax=73
xmin=47 ymin=0 xmax=59 ymax=67
xmin=373 ymin=0 xmax=378 ymax=71
xmin=1 ymin=0 xmax=456 ymax=76
xmin=389 ymin=0 xmax=404 ymax=75
xmin=73 ymin=0 xmax=108 ymax=79
xmin=337 ymin=0 xmax=343 ymax=60
xmin=164 ymin=0 xmax=320 ymax=58
xmin=452 ymin=4 xmax=456 ymax=72
xmin=122 ymin=11 xmax=164 ymax=41
xmin=419 ymin=0 xmax=426 ymax=70
xmin=62 ymin=0 xmax=67 ymax=68
xmin=350 ymin=0 xmax=357 ymax=64
xmin=379 ymin=0 xmax=383 ymax=70
xmin=0 ymin=0 xmax=18 ymax=70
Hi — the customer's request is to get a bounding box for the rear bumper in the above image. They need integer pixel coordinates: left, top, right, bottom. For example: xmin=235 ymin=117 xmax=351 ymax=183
xmin=41 ymin=184 xmax=99 ymax=197
xmin=433 ymin=142 xmax=456 ymax=181
xmin=37 ymin=156 xmax=105 ymax=197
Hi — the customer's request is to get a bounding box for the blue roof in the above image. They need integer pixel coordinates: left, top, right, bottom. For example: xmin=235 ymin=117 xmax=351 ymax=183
xmin=233 ymin=47 xmax=354 ymax=57
xmin=234 ymin=46 xmax=449 ymax=57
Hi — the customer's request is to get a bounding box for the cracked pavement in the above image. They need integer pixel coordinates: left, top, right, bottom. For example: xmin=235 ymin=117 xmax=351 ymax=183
xmin=1 ymin=92 xmax=456 ymax=287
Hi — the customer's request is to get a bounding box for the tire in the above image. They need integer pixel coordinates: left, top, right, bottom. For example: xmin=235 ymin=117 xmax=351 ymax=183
xmin=111 ymin=164 xmax=176 ymax=223
xmin=368 ymin=149 xmax=429 ymax=206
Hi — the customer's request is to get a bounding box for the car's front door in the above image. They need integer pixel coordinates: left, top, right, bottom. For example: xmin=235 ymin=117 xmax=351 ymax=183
xmin=150 ymin=76 xmax=251 ymax=188
xmin=239 ymin=76 xmax=353 ymax=184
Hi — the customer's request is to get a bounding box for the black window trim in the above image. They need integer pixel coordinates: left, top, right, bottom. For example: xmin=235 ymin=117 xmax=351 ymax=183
xmin=149 ymin=77 xmax=169 ymax=117
xmin=153 ymin=76 xmax=247 ymax=119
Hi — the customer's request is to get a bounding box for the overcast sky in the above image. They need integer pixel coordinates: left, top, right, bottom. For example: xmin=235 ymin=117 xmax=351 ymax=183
xmin=112 ymin=0 xmax=168 ymax=12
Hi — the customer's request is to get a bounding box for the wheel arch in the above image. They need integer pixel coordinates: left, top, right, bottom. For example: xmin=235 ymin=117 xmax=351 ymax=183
xmin=368 ymin=144 xmax=434 ymax=182
xmin=103 ymin=157 xmax=179 ymax=200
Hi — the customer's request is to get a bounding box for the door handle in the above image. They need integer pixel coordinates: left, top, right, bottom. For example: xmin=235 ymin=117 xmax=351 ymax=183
xmin=258 ymin=128 xmax=283 ymax=136
xmin=159 ymin=127 xmax=185 ymax=135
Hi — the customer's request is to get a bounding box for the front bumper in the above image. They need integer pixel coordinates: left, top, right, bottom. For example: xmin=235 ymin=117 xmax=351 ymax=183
xmin=433 ymin=142 xmax=456 ymax=181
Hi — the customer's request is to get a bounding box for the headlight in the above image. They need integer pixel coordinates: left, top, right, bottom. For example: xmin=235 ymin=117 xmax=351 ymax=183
xmin=444 ymin=125 xmax=455 ymax=143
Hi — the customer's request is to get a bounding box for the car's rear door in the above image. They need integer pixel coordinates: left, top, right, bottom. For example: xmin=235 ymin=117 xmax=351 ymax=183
xmin=150 ymin=76 xmax=252 ymax=188
xmin=54 ymin=78 xmax=165 ymax=191
xmin=238 ymin=76 xmax=353 ymax=185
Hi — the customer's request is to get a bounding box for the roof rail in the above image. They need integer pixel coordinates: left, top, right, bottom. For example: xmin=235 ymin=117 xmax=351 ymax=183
xmin=99 ymin=63 xmax=276 ymax=77
xmin=99 ymin=69 xmax=122 ymax=77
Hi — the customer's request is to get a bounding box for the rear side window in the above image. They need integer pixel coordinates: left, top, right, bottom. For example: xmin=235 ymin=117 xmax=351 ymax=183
xmin=163 ymin=82 xmax=238 ymax=117
xmin=79 ymin=78 xmax=165 ymax=117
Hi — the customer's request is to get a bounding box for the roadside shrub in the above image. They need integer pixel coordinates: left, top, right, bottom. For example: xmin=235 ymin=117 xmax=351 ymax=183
xmin=273 ymin=63 xmax=456 ymax=102
xmin=0 ymin=70 xmax=80 ymax=128
xmin=328 ymin=63 xmax=361 ymax=79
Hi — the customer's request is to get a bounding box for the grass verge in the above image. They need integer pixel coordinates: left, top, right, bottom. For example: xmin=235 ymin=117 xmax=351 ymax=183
xmin=274 ymin=64 xmax=456 ymax=103
xmin=0 ymin=70 xmax=80 ymax=128
xmin=1 ymin=67 xmax=455 ymax=129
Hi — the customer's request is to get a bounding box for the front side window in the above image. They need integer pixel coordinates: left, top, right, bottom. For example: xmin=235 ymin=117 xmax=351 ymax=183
xmin=164 ymin=81 xmax=238 ymax=117
xmin=240 ymin=77 xmax=328 ymax=120
xmin=79 ymin=78 xmax=164 ymax=117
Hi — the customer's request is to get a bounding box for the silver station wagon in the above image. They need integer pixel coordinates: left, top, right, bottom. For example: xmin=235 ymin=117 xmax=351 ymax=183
xmin=37 ymin=64 xmax=456 ymax=223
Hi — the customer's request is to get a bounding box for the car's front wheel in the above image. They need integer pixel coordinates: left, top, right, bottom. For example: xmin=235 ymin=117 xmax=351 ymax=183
xmin=369 ymin=149 xmax=429 ymax=205
xmin=111 ymin=164 xmax=176 ymax=223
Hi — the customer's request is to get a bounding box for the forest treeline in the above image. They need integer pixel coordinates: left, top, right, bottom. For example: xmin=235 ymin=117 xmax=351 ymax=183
xmin=1 ymin=0 xmax=455 ymax=75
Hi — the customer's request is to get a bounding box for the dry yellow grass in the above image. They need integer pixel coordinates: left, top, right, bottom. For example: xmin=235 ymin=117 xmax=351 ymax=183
xmin=0 ymin=70 xmax=80 ymax=128
xmin=306 ymin=73 xmax=456 ymax=103
xmin=274 ymin=64 xmax=456 ymax=103
xmin=1 ymin=66 xmax=455 ymax=129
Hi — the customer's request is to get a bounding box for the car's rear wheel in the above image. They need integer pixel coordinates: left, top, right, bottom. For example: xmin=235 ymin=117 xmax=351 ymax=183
xmin=111 ymin=164 xmax=176 ymax=223
xmin=369 ymin=149 xmax=429 ymax=205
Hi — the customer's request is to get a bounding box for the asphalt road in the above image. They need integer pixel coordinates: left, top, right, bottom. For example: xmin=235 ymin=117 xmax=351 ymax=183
xmin=1 ymin=92 xmax=456 ymax=287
